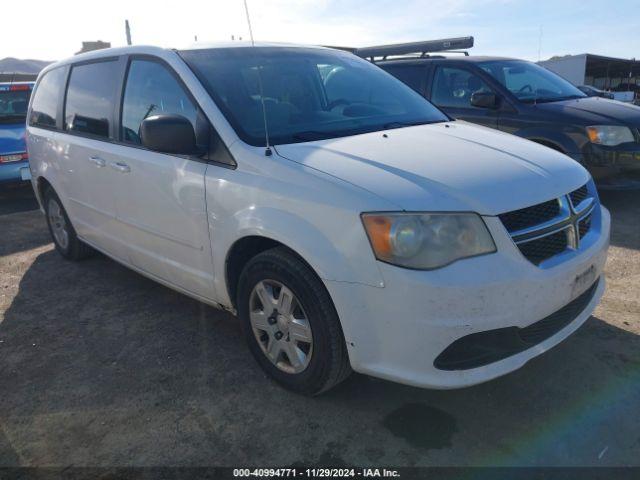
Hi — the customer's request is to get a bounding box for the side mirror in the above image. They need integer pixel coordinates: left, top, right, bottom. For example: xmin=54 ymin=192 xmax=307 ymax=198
xmin=140 ymin=114 xmax=198 ymax=155
xmin=470 ymin=91 xmax=499 ymax=109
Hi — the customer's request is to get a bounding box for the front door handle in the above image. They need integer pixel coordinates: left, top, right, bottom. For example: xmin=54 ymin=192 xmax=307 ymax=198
xmin=89 ymin=156 xmax=106 ymax=167
xmin=110 ymin=162 xmax=131 ymax=173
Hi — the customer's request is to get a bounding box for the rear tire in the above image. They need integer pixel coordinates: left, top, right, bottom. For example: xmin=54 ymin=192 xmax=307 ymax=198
xmin=237 ymin=247 xmax=351 ymax=395
xmin=43 ymin=186 xmax=93 ymax=260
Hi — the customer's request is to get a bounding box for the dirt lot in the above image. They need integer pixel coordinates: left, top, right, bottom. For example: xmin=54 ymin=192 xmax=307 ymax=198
xmin=0 ymin=184 xmax=638 ymax=467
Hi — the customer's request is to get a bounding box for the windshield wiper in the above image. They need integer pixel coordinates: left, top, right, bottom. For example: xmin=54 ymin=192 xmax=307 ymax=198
xmin=291 ymin=130 xmax=341 ymax=141
xmin=522 ymin=95 xmax=584 ymax=104
xmin=291 ymin=121 xmax=444 ymax=141
xmin=383 ymin=120 xmax=441 ymax=129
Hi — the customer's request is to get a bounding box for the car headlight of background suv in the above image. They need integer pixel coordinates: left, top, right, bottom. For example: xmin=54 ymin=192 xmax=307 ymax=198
xmin=586 ymin=125 xmax=635 ymax=146
xmin=361 ymin=213 xmax=496 ymax=270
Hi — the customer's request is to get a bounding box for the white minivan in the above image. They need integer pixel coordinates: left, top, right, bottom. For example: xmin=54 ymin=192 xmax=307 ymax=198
xmin=27 ymin=43 xmax=610 ymax=395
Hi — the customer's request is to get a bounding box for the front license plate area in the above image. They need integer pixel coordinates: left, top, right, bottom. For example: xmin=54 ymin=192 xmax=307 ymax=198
xmin=571 ymin=265 xmax=596 ymax=298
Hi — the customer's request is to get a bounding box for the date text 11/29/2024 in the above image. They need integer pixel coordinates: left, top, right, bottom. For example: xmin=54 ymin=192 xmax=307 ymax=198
xmin=233 ymin=468 xmax=400 ymax=477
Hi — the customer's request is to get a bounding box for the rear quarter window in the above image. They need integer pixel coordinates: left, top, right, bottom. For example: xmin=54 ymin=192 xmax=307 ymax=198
xmin=64 ymin=60 xmax=120 ymax=138
xmin=29 ymin=68 xmax=66 ymax=128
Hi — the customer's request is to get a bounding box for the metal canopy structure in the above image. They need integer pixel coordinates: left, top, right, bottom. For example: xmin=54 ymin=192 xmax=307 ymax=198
xmin=352 ymin=36 xmax=474 ymax=60
xmin=540 ymin=53 xmax=639 ymax=92
xmin=583 ymin=54 xmax=640 ymax=90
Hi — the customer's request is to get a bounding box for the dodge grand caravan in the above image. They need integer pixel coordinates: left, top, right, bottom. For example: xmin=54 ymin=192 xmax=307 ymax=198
xmin=27 ymin=44 xmax=610 ymax=395
xmin=379 ymin=55 xmax=640 ymax=188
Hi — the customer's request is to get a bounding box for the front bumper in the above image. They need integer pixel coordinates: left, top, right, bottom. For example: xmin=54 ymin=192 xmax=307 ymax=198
xmin=326 ymin=206 xmax=610 ymax=389
xmin=581 ymin=142 xmax=640 ymax=188
xmin=0 ymin=159 xmax=31 ymax=184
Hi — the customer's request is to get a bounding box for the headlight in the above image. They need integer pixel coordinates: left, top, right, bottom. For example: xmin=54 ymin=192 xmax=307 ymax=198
xmin=361 ymin=213 xmax=496 ymax=270
xmin=586 ymin=125 xmax=634 ymax=146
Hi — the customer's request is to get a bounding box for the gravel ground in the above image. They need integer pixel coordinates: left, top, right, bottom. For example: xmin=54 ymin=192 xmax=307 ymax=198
xmin=0 ymin=184 xmax=638 ymax=467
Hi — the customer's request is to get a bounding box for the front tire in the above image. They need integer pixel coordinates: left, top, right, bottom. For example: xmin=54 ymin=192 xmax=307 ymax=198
xmin=43 ymin=186 xmax=92 ymax=260
xmin=237 ymin=247 xmax=351 ymax=395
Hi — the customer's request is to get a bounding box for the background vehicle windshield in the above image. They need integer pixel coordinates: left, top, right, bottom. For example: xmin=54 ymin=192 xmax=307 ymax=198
xmin=479 ymin=60 xmax=586 ymax=103
xmin=179 ymin=47 xmax=448 ymax=146
xmin=0 ymin=88 xmax=31 ymax=124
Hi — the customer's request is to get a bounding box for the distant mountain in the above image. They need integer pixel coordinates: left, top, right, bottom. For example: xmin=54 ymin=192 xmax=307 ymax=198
xmin=0 ymin=58 xmax=52 ymax=74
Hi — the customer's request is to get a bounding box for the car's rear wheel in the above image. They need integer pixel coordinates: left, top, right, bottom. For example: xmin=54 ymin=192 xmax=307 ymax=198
xmin=237 ymin=247 xmax=351 ymax=395
xmin=43 ymin=187 xmax=92 ymax=260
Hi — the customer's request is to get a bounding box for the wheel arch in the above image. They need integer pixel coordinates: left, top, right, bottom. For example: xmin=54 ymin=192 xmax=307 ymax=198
xmin=528 ymin=138 xmax=566 ymax=153
xmin=225 ymin=235 xmax=321 ymax=310
xmin=514 ymin=127 xmax=580 ymax=155
xmin=214 ymin=205 xmax=384 ymax=309
xmin=36 ymin=175 xmax=54 ymax=207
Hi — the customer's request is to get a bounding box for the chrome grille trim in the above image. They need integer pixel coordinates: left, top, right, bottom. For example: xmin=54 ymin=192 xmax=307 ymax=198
xmin=514 ymin=221 xmax=573 ymax=246
xmin=500 ymin=183 xmax=595 ymax=265
xmin=512 ymin=201 xmax=594 ymax=244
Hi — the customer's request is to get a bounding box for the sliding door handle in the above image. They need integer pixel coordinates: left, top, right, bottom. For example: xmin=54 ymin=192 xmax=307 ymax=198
xmin=110 ymin=162 xmax=131 ymax=173
xmin=89 ymin=156 xmax=106 ymax=167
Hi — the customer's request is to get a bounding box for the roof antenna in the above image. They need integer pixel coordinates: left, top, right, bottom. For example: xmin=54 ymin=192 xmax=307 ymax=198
xmin=243 ymin=0 xmax=272 ymax=156
xmin=125 ymin=20 xmax=132 ymax=46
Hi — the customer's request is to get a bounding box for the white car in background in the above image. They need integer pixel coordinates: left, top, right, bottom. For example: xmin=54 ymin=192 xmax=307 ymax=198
xmin=26 ymin=43 xmax=609 ymax=394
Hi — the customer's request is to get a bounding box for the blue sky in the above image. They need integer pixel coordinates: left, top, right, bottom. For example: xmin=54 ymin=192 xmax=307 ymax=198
xmin=2 ymin=0 xmax=638 ymax=61
xmin=306 ymin=0 xmax=640 ymax=60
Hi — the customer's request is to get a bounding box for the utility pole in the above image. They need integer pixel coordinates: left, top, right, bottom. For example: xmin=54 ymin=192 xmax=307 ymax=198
xmin=537 ymin=25 xmax=543 ymax=62
xmin=125 ymin=20 xmax=132 ymax=46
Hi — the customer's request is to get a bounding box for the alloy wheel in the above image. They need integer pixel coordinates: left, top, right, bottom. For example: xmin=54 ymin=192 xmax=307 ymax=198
xmin=249 ymin=279 xmax=313 ymax=374
xmin=48 ymin=198 xmax=69 ymax=250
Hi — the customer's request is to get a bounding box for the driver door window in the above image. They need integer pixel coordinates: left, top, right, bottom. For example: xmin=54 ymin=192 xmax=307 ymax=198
xmin=431 ymin=66 xmax=492 ymax=109
xmin=121 ymin=59 xmax=199 ymax=145
xmin=430 ymin=65 xmax=498 ymax=129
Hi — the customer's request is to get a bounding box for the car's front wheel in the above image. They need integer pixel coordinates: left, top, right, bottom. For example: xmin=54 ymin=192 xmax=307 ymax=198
xmin=237 ymin=247 xmax=351 ymax=395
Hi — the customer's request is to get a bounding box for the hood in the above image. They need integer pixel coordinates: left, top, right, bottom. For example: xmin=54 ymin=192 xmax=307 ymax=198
xmin=535 ymin=96 xmax=640 ymax=126
xmin=0 ymin=122 xmax=27 ymax=154
xmin=275 ymin=121 xmax=590 ymax=215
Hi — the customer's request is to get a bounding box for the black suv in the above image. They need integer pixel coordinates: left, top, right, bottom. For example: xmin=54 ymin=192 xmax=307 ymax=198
xmin=378 ymin=55 xmax=640 ymax=188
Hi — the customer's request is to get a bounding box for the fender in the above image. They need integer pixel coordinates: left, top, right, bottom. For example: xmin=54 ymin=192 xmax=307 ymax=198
xmin=511 ymin=126 xmax=580 ymax=155
xmin=210 ymin=205 xmax=385 ymax=308
xmin=27 ymin=128 xmax=65 ymax=209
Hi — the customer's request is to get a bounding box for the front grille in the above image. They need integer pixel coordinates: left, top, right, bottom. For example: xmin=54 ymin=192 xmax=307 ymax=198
xmin=517 ymin=229 xmax=568 ymax=265
xmin=499 ymin=185 xmax=595 ymax=266
xmin=434 ymin=279 xmax=600 ymax=370
xmin=579 ymin=214 xmax=592 ymax=239
xmin=569 ymin=184 xmax=589 ymax=207
xmin=498 ymin=199 xmax=560 ymax=233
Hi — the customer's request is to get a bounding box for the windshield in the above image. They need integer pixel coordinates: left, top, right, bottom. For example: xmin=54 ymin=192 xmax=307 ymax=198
xmin=0 ymin=87 xmax=31 ymax=123
xmin=179 ymin=47 xmax=448 ymax=146
xmin=479 ymin=60 xmax=586 ymax=104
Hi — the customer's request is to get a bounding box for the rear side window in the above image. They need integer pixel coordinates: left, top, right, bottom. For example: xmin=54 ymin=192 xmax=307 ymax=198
xmin=121 ymin=59 xmax=198 ymax=145
xmin=381 ymin=65 xmax=425 ymax=94
xmin=64 ymin=60 xmax=120 ymax=138
xmin=29 ymin=68 xmax=66 ymax=128
xmin=431 ymin=66 xmax=492 ymax=108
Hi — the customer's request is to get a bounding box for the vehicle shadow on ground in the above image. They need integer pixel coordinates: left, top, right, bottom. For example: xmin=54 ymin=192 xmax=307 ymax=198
xmin=1 ymin=250 xmax=639 ymax=466
xmin=599 ymin=189 xmax=640 ymax=250
xmin=0 ymin=209 xmax=50 ymax=257
xmin=0 ymin=185 xmax=39 ymax=216
xmin=0 ymin=186 xmax=50 ymax=257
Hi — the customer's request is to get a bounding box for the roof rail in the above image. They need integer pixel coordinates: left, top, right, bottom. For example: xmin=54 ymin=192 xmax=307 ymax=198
xmin=353 ymin=36 xmax=474 ymax=60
